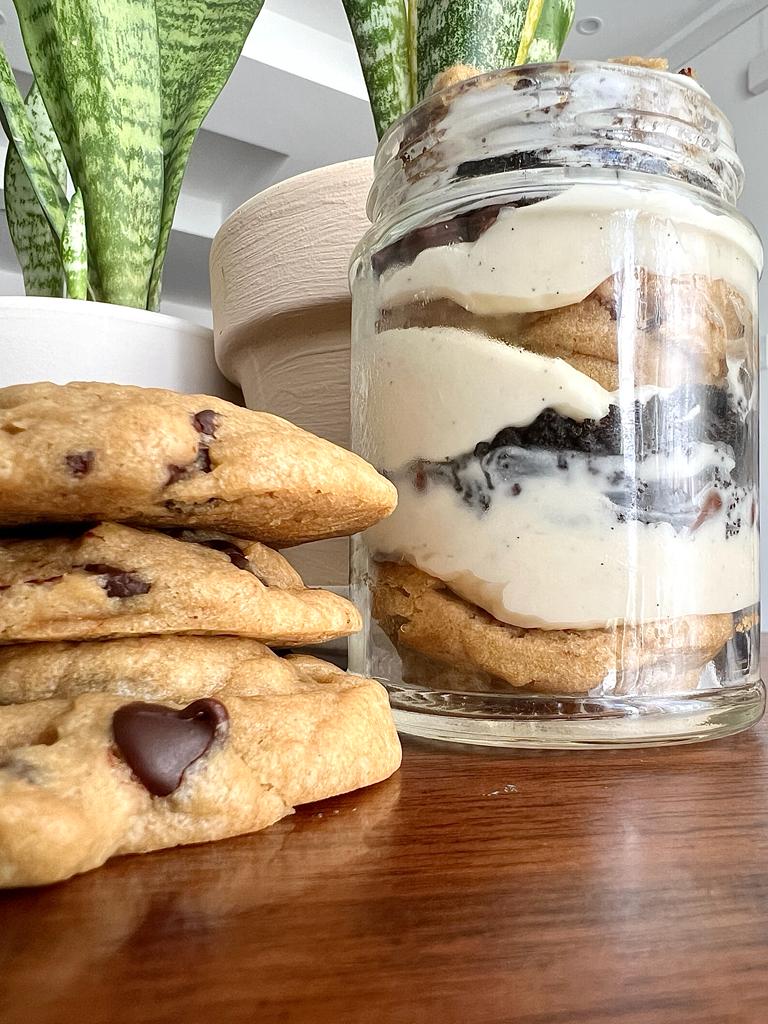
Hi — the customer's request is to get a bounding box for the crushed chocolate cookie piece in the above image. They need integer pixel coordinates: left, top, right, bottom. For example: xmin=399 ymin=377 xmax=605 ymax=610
xmin=372 ymin=198 xmax=547 ymax=274
xmin=679 ymin=67 xmax=695 ymax=78
xmin=192 ymin=410 xmax=218 ymax=437
xmin=406 ymin=385 xmax=752 ymax=533
xmin=82 ymin=564 xmax=151 ymax=598
xmin=456 ymin=152 xmax=554 ymax=178
xmin=65 ymin=451 xmax=95 ymax=477
xmin=112 ymin=698 xmax=229 ymax=797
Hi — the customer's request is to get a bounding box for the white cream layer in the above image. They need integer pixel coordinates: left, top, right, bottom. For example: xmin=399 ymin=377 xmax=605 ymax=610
xmin=376 ymin=183 xmax=761 ymax=316
xmin=366 ymin=470 xmax=758 ymax=629
xmin=359 ymin=327 xmax=757 ymax=628
xmin=362 ymin=327 xmax=613 ymax=467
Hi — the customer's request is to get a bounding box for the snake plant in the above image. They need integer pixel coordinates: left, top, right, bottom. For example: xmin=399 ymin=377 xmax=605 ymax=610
xmin=343 ymin=0 xmax=575 ymax=137
xmin=0 ymin=1 xmax=264 ymax=309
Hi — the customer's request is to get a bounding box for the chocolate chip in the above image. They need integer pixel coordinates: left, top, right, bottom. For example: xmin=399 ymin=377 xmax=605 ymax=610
xmin=166 ymin=464 xmax=189 ymax=485
xmin=192 ymin=410 xmax=218 ymax=437
xmin=196 ymin=444 xmax=212 ymax=474
xmin=83 ymin=564 xmax=151 ymax=598
xmin=112 ymin=698 xmax=229 ymax=797
xmin=65 ymin=451 xmax=95 ymax=477
xmin=192 ymin=538 xmax=268 ymax=583
xmin=165 ymin=443 xmax=213 ymax=486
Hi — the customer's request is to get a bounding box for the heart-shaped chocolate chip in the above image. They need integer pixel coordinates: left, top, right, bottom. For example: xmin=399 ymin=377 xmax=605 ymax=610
xmin=112 ymin=698 xmax=229 ymax=796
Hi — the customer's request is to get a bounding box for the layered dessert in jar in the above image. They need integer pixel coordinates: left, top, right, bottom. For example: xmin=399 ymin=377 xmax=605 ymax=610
xmin=350 ymin=60 xmax=762 ymax=703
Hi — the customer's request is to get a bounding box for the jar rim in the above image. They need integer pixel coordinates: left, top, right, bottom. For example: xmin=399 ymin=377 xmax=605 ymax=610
xmin=367 ymin=60 xmax=745 ymax=227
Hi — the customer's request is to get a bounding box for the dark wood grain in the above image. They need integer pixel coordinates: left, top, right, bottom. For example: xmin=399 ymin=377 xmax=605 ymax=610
xmin=2 ymin=668 xmax=768 ymax=1024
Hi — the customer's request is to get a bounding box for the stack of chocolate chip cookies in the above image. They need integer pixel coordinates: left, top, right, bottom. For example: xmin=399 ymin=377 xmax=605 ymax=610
xmin=0 ymin=382 xmax=401 ymax=887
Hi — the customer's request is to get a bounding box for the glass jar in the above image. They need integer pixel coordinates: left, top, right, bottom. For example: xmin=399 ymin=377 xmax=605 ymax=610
xmin=349 ymin=61 xmax=763 ymax=747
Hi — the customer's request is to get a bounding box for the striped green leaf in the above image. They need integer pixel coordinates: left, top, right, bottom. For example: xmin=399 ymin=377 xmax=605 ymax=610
xmin=0 ymin=47 xmax=68 ymax=240
xmin=526 ymin=0 xmax=575 ymax=63
xmin=416 ymin=0 xmax=528 ymax=101
xmin=4 ymin=81 xmax=66 ymax=296
xmin=342 ymin=0 xmax=414 ymax=139
xmin=346 ymin=0 xmax=574 ymax=136
xmin=62 ymin=189 xmax=88 ymax=299
xmin=13 ymin=0 xmax=165 ymax=308
xmin=147 ymin=0 xmax=265 ymax=310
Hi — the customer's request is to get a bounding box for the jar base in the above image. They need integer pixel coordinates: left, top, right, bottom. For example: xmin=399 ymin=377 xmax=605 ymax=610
xmin=385 ymin=680 xmax=765 ymax=749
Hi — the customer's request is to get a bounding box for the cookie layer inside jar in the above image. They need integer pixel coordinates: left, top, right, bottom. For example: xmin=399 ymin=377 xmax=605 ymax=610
xmin=370 ymin=561 xmax=741 ymax=697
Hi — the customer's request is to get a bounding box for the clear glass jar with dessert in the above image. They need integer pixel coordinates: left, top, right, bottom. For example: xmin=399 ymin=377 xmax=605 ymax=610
xmin=348 ymin=60 xmax=763 ymax=747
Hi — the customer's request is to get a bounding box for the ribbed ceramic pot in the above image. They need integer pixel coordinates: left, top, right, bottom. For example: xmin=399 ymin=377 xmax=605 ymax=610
xmin=211 ymin=157 xmax=373 ymax=586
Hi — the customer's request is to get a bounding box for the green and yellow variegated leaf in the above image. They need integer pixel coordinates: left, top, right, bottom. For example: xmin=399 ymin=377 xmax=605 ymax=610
xmin=342 ymin=0 xmax=414 ymax=139
xmin=62 ymin=189 xmax=87 ymax=299
xmin=416 ymin=0 xmax=528 ymax=100
xmin=346 ymin=0 xmax=574 ymax=137
xmin=4 ymin=81 xmax=66 ymax=296
xmin=515 ymin=0 xmax=544 ymax=64
xmin=526 ymin=0 xmax=574 ymax=63
xmin=0 ymin=48 xmax=68 ymax=240
xmin=13 ymin=0 xmax=164 ymax=308
xmin=148 ymin=0 xmax=264 ymax=310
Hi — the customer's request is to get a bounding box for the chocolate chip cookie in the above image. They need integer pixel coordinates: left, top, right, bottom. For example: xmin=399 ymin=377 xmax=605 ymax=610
xmin=0 ymin=636 xmax=321 ymax=705
xmin=0 ymin=656 xmax=401 ymax=887
xmin=379 ymin=272 xmax=750 ymax=390
xmin=0 ymin=382 xmax=397 ymax=543
xmin=0 ymin=522 xmax=360 ymax=645
xmin=372 ymin=562 xmax=734 ymax=695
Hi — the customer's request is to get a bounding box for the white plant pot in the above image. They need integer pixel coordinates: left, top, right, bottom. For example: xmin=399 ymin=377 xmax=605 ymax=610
xmin=211 ymin=157 xmax=373 ymax=586
xmin=0 ymin=296 xmax=238 ymax=400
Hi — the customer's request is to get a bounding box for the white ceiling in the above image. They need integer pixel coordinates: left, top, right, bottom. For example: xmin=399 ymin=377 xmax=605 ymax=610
xmin=565 ymin=0 xmax=768 ymax=66
xmin=265 ymin=0 xmax=354 ymax=42
xmin=566 ymin=0 xmax=720 ymax=60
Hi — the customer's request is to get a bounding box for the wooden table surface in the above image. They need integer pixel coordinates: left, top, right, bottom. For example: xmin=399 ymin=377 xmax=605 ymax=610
xmin=3 ymin=676 xmax=768 ymax=1024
